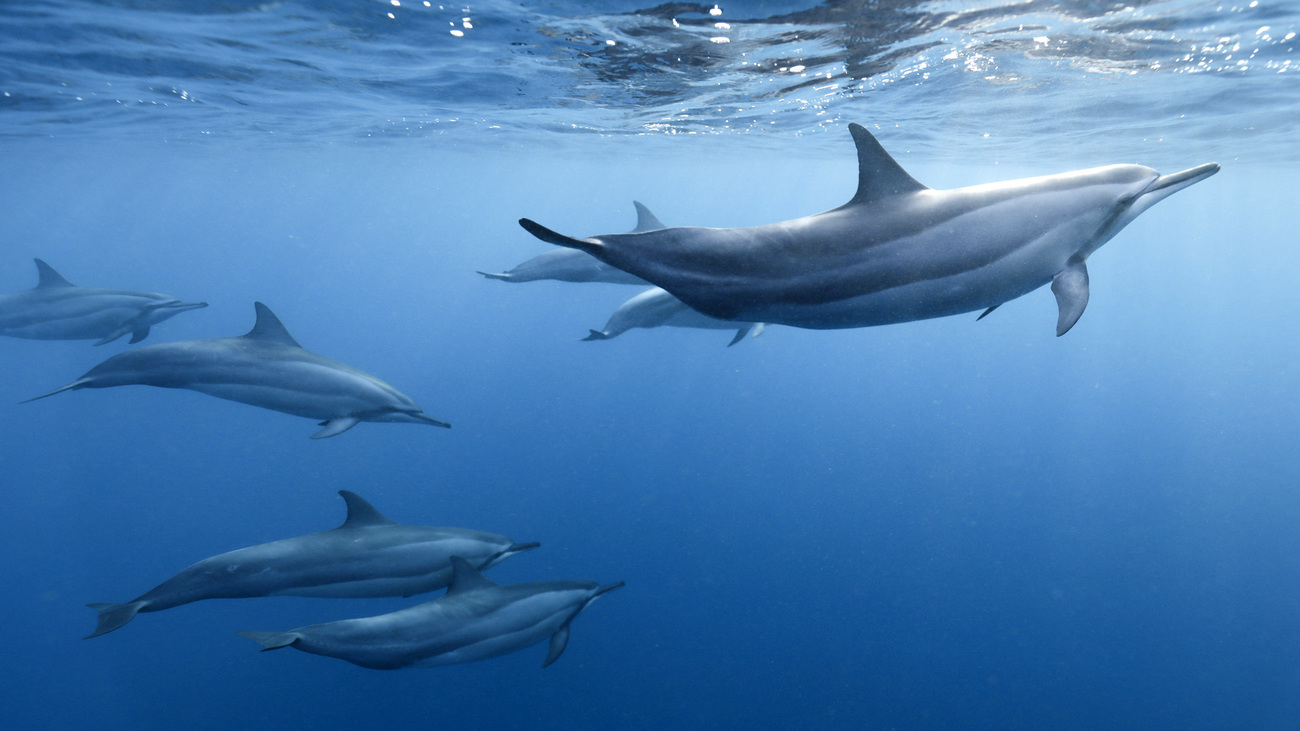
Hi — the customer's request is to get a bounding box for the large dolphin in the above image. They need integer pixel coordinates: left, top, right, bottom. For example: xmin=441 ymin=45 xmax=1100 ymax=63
xmin=85 ymin=491 xmax=538 ymax=638
xmin=519 ymin=124 xmax=1220 ymax=335
xmin=0 ymin=258 xmax=207 ymax=345
xmin=238 ymin=556 xmax=623 ymax=670
xmin=478 ymin=201 xmax=661 ymax=284
xmin=24 ymin=302 xmax=449 ymax=438
xmin=584 ymin=286 xmax=765 ymax=346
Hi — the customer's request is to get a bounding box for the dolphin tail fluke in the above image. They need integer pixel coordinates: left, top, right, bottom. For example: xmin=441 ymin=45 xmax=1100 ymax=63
xmin=476 ymin=270 xmax=513 ymax=281
xmin=582 ymin=329 xmax=610 ymax=342
xmin=236 ymin=630 xmax=300 ymax=651
xmin=518 ymin=219 xmax=603 ymax=255
xmin=84 ymin=601 xmax=147 ymax=639
xmin=21 ymin=378 xmax=92 ymax=404
xmin=1051 ymin=260 xmax=1090 ymax=337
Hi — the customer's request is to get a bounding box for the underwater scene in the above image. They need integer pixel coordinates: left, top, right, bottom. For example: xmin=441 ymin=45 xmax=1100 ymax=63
xmin=2 ymin=0 xmax=1299 ymax=729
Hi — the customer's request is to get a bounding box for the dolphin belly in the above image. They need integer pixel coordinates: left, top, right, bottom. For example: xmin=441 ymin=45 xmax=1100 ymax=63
xmin=747 ymin=233 xmax=1071 ymax=328
xmin=185 ymin=376 xmax=403 ymax=420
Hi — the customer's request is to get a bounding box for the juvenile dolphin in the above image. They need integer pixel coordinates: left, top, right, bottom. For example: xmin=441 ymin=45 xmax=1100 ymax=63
xmin=519 ymin=124 xmax=1220 ymax=335
xmin=0 ymin=259 xmax=206 ymax=345
xmin=85 ymin=491 xmax=538 ymax=638
xmin=478 ymin=201 xmax=662 ymax=284
xmin=238 ymin=556 xmax=623 ymax=670
xmin=24 ymin=302 xmax=449 ymax=438
xmin=584 ymin=286 xmax=765 ymax=346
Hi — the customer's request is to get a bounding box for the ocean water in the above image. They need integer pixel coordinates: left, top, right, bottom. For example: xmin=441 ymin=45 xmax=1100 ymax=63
xmin=2 ymin=1 xmax=1298 ymax=729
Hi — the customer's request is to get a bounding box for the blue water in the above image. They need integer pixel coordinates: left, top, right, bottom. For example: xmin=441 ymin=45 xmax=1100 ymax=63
xmin=2 ymin=1 xmax=1299 ymax=729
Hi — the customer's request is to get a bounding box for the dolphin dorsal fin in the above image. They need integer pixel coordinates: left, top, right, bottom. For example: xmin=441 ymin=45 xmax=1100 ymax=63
xmin=847 ymin=123 xmax=928 ymax=205
xmin=445 ymin=556 xmax=499 ymax=597
xmin=337 ymin=490 xmax=395 ymax=528
xmin=33 ymin=259 xmax=76 ymax=288
xmin=631 ymin=201 xmax=667 ymax=233
xmin=242 ymin=302 xmax=302 ymax=348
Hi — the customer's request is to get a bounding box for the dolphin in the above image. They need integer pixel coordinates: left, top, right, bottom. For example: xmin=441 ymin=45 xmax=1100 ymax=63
xmin=584 ymin=286 xmax=766 ymax=346
xmin=477 ymin=201 xmax=662 ymax=284
xmin=0 ymin=259 xmax=207 ymax=345
xmin=23 ymin=301 xmax=449 ymax=438
xmin=238 ymin=556 xmax=623 ymax=670
xmin=519 ymin=124 xmax=1220 ymax=335
xmin=85 ymin=491 xmax=538 ymax=638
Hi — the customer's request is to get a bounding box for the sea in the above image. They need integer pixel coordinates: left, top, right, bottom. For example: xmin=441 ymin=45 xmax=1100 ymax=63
xmin=1 ymin=1 xmax=1298 ymax=729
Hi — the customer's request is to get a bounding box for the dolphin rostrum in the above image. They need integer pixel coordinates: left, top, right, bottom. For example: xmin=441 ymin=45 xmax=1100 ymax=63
xmin=24 ymin=301 xmax=449 ymax=438
xmin=0 ymin=259 xmax=207 ymax=345
xmin=519 ymin=124 xmax=1220 ymax=335
xmin=478 ymin=201 xmax=662 ymax=284
xmin=85 ymin=491 xmax=538 ymax=638
xmin=238 ymin=556 xmax=622 ymax=670
xmin=584 ymin=286 xmax=765 ymax=346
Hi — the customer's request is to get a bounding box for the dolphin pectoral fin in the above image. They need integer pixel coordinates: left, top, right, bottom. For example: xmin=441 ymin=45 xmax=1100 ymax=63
xmin=751 ymin=323 xmax=766 ymax=338
xmin=128 ymin=327 xmax=151 ymax=344
xmin=21 ymin=379 xmax=92 ymax=404
xmin=582 ymin=329 xmax=610 ymax=342
xmin=1051 ymin=260 xmax=1090 ymax=337
xmin=92 ymin=328 xmax=127 ymax=346
xmin=977 ymin=305 xmax=1000 ymax=321
xmin=728 ymin=325 xmax=754 ymax=347
xmin=518 ymin=219 xmax=603 ymax=255
xmin=236 ymin=630 xmax=300 ymax=651
xmin=542 ymin=622 xmax=572 ymax=668
xmin=311 ymin=416 xmax=360 ymax=439
xmin=84 ymin=601 xmax=147 ymax=639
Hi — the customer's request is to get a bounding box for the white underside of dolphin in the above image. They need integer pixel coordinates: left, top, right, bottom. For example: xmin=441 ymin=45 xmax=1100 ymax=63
xmin=520 ymin=123 xmax=1219 ymax=335
xmin=84 ymin=491 xmax=538 ymax=638
xmin=24 ymin=302 xmax=449 ymax=438
xmin=238 ymin=556 xmax=623 ymax=670
xmin=584 ymin=286 xmax=765 ymax=346
xmin=0 ymin=259 xmax=207 ymax=345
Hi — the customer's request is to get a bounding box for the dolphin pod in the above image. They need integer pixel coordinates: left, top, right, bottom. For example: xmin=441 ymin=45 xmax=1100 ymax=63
xmin=238 ymin=556 xmax=623 ymax=669
xmin=0 ymin=259 xmax=207 ymax=345
xmin=520 ymin=123 xmax=1220 ymax=336
xmin=23 ymin=301 xmax=448 ymax=438
xmin=85 ymin=491 xmax=539 ymax=638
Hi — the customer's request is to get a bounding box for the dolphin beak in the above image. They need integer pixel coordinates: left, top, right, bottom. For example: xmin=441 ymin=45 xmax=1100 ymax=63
xmin=413 ymin=412 xmax=452 ymax=429
xmin=168 ymin=301 xmax=209 ymax=312
xmin=1147 ymin=162 xmax=1220 ymax=195
xmin=480 ymin=541 xmax=541 ymax=570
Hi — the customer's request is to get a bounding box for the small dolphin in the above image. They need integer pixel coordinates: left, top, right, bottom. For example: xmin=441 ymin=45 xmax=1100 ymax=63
xmin=584 ymin=286 xmax=765 ymax=346
xmin=238 ymin=556 xmax=622 ymax=670
xmin=85 ymin=491 xmax=538 ymax=638
xmin=519 ymin=124 xmax=1220 ymax=335
xmin=478 ymin=201 xmax=662 ymax=284
xmin=0 ymin=259 xmax=206 ymax=345
xmin=24 ymin=302 xmax=449 ymax=438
